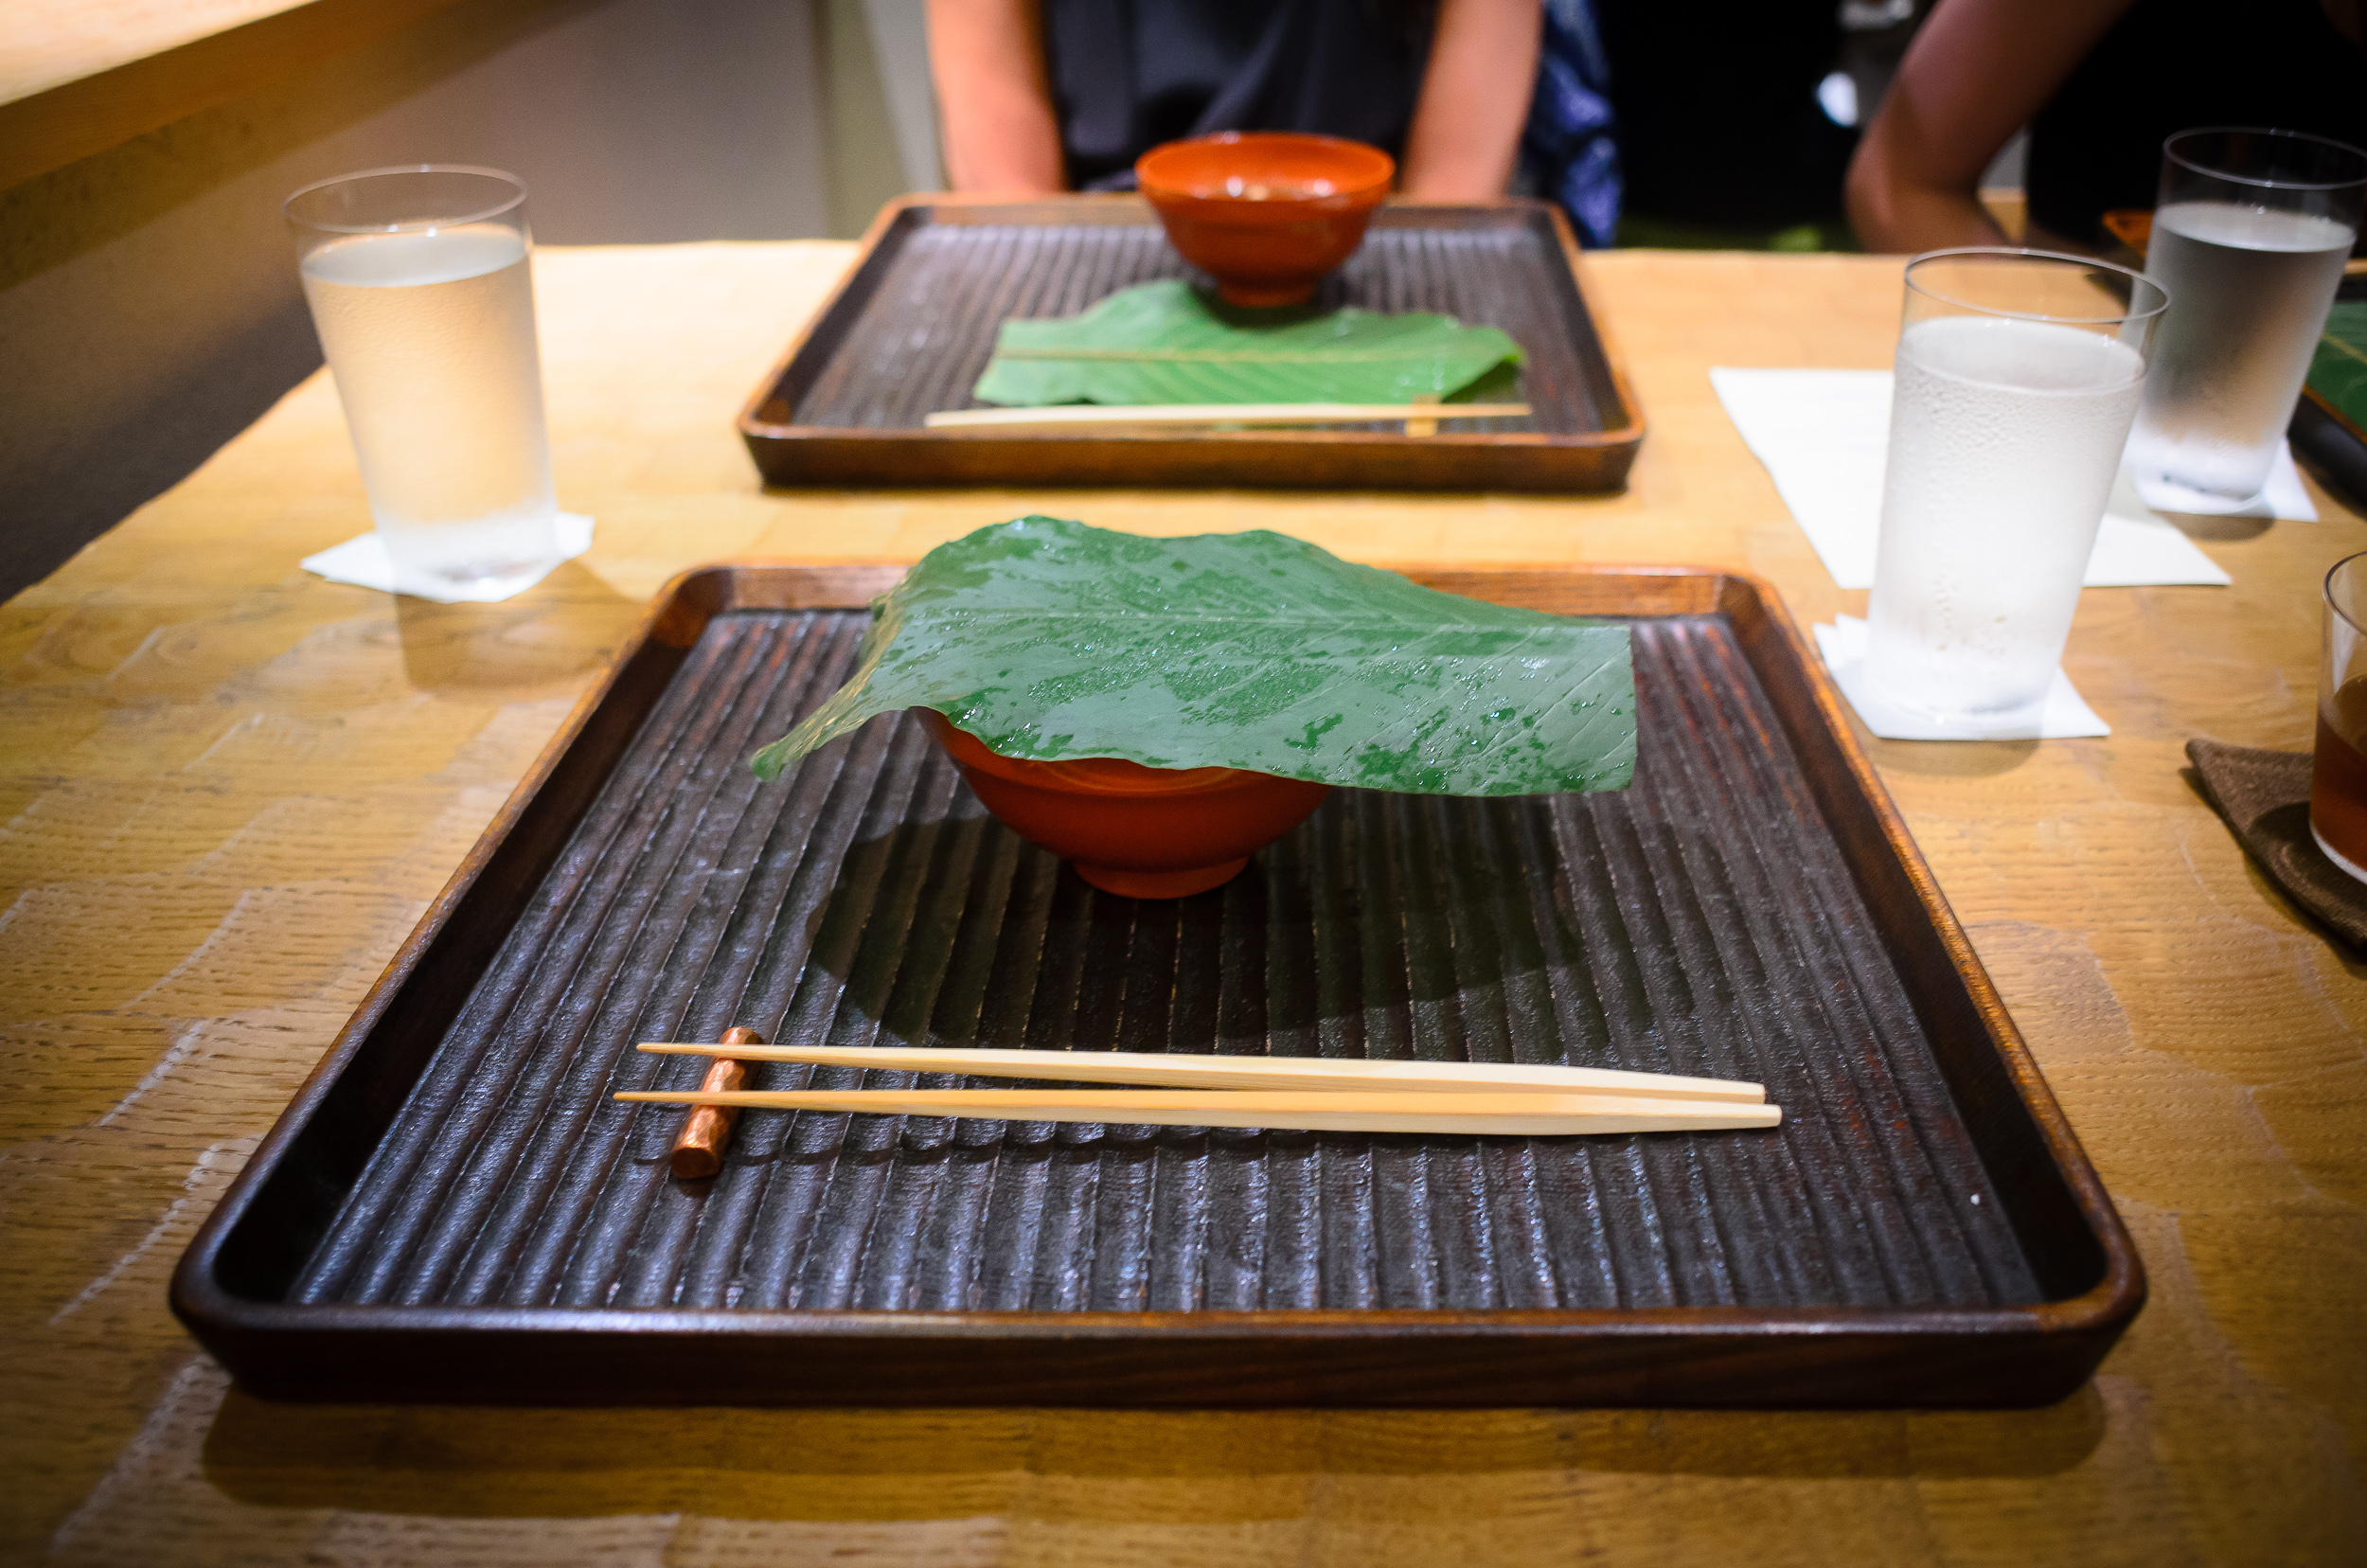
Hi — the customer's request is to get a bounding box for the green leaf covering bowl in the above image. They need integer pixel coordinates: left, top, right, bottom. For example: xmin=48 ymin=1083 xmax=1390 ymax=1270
xmin=920 ymin=710 xmax=1329 ymax=899
xmin=750 ymin=517 xmax=1637 ymax=899
xmin=972 ymin=279 xmax=1522 ymax=410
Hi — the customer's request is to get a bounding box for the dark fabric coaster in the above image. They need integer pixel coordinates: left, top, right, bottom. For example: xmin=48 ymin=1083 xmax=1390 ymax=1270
xmin=2186 ymin=738 xmax=2367 ymax=953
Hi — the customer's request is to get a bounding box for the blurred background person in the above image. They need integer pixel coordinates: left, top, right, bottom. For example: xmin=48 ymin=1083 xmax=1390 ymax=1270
xmin=1847 ymin=0 xmax=2367 ymax=254
xmin=925 ymin=0 xmax=1542 ymax=202
xmin=1593 ymin=0 xmax=1860 ymax=249
xmin=1516 ymin=0 xmax=1621 ymax=246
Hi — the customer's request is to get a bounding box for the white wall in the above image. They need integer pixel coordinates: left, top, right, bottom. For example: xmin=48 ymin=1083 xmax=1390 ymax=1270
xmin=0 ymin=0 xmax=837 ymax=598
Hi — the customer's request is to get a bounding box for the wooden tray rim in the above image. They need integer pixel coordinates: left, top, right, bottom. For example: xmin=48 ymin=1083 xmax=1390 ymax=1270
xmin=171 ymin=561 xmax=2143 ymax=1357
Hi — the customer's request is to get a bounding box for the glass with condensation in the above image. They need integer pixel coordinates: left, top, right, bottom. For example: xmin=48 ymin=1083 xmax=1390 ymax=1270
xmin=2126 ymin=128 xmax=2367 ymax=512
xmin=1863 ymin=249 xmax=2168 ymax=722
xmin=286 ymin=166 xmax=560 ymax=595
xmin=2312 ymin=552 xmax=2367 ymax=882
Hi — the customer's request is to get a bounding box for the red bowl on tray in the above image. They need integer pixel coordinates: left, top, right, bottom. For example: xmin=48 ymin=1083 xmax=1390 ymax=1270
xmin=1134 ymin=132 xmax=1395 ymax=307
xmin=920 ymin=710 xmax=1330 ymax=899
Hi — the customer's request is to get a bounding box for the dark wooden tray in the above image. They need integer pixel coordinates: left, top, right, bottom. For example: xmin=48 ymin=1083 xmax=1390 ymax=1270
xmin=172 ymin=563 xmax=2141 ymax=1408
xmin=738 ymin=195 xmax=1645 ymax=493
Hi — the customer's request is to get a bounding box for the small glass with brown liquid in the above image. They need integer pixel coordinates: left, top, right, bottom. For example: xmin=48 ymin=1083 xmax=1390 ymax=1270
xmin=2310 ymin=551 xmax=2367 ymax=882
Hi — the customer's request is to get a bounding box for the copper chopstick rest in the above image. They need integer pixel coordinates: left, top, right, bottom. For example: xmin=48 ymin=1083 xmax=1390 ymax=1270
xmin=667 ymin=1025 xmax=763 ymax=1179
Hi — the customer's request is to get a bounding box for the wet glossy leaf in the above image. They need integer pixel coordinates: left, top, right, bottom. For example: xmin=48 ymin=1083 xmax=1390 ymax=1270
xmin=751 ymin=517 xmax=1633 ymax=796
xmin=972 ymin=280 xmax=1523 ymax=406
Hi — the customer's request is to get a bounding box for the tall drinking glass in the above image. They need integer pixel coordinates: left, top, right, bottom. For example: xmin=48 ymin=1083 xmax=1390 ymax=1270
xmin=2126 ymin=128 xmax=2367 ymax=512
xmin=286 ymin=166 xmax=560 ymax=595
xmin=2312 ymin=552 xmax=2367 ymax=883
xmin=1864 ymin=249 xmax=2168 ymax=722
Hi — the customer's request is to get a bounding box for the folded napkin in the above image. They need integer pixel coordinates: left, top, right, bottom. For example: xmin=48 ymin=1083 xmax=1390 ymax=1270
xmin=1712 ymin=367 xmax=2319 ymax=590
xmin=1813 ymin=615 xmax=2109 ymax=741
xmin=301 ymin=513 xmax=594 ymax=603
xmin=2186 ymin=738 xmax=2367 ymax=953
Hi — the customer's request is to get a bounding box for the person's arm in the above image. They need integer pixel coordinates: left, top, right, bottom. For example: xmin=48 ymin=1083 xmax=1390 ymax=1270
xmin=1400 ymin=0 xmax=1542 ymax=199
xmin=926 ymin=0 xmax=1067 ymax=192
xmin=1846 ymin=0 xmax=2135 ymax=253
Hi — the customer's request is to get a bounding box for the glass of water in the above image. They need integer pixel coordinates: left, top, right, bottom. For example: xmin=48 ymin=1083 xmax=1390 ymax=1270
xmin=287 ymin=166 xmax=561 ymax=596
xmin=2126 ymin=128 xmax=2367 ymax=512
xmin=1864 ymin=249 xmax=2169 ymax=723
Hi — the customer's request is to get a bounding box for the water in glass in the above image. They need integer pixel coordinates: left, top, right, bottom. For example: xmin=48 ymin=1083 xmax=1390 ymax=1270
xmin=1866 ymin=313 xmax=2145 ymax=719
xmin=2127 ymin=201 xmax=2353 ymax=508
xmin=300 ymin=223 xmax=557 ymax=590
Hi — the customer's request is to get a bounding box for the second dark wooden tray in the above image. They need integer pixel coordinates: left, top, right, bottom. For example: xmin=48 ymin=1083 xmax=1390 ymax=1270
xmin=172 ymin=563 xmax=2140 ymax=1407
xmin=739 ymin=195 xmax=1645 ymax=493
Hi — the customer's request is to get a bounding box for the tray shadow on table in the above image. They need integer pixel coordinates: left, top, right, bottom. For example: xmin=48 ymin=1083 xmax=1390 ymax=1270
xmin=194 ymin=1382 xmax=2110 ymax=1519
xmin=384 ymin=561 xmax=633 ymax=695
xmin=2153 ymin=510 xmax=2274 ymax=543
xmin=1851 ymin=738 xmax=2042 ymax=781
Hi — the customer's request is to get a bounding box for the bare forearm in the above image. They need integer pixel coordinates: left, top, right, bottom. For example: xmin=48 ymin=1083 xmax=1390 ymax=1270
xmin=1847 ymin=129 xmax=2009 ymax=252
xmin=926 ymin=0 xmax=1066 ymax=192
xmin=1846 ymin=0 xmax=2134 ymax=252
xmin=1400 ymin=0 xmax=1541 ymax=199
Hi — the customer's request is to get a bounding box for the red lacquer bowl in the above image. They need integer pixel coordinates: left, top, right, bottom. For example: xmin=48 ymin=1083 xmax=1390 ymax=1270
xmin=1135 ymin=132 xmax=1395 ymax=308
xmin=921 ymin=710 xmax=1330 ymax=899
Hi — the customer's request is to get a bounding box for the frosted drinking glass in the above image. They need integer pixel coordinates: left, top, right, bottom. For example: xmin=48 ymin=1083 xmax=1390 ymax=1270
xmin=2127 ymin=128 xmax=2367 ymax=512
xmin=287 ymin=166 xmax=560 ymax=596
xmin=1864 ymin=249 xmax=2168 ymax=722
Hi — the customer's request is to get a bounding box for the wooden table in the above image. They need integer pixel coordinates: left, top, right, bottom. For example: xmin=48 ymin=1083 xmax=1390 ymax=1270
xmin=0 ymin=0 xmax=480 ymax=189
xmin=5 ymin=241 xmax=2362 ymax=1564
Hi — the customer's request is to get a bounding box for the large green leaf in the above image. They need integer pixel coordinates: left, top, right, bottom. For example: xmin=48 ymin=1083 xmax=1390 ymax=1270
xmin=971 ymin=279 xmax=1523 ymax=407
xmin=751 ymin=517 xmax=1633 ymax=797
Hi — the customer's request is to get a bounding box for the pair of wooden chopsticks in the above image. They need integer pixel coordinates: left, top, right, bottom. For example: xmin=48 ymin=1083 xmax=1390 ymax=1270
xmin=619 ymin=1042 xmax=1780 ymax=1144
xmin=922 ymin=401 xmax=1530 ymax=431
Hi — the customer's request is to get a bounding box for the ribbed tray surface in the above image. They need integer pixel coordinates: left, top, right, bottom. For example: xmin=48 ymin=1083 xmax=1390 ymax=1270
xmin=791 ymin=218 xmax=1618 ymax=437
xmin=295 ymin=610 xmax=2037 ymax=1314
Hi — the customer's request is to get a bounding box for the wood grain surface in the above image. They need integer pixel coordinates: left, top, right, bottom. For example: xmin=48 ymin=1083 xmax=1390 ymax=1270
xmin=3 ymin=240 xmax=2362 ymax=1563
xmin=0 ymin=0 xmax=476 ymax=189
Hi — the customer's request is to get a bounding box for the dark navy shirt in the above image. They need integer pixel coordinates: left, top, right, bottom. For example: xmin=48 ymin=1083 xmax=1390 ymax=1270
xmin=1043 ymin=0 xmax=1434 ymax=188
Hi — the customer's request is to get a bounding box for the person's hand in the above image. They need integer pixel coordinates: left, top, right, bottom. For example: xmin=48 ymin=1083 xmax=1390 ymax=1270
xmin=927 ymin=0 xmax=1066 ymax=193
xmin=1400 ymin=0 xmax=1543 ymax=200
xmin=1846 ymin=0 xmax=2137 ymax=253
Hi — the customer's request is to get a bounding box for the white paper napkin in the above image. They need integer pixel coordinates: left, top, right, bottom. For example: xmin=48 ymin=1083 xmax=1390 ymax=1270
xmin=1710 ymin=367 xmax=2317 ymax=591
xmin=301 ymin=513 xmax=594 ymax=603
xmin=1812 ymin=615 xmax=2109 ymax=740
